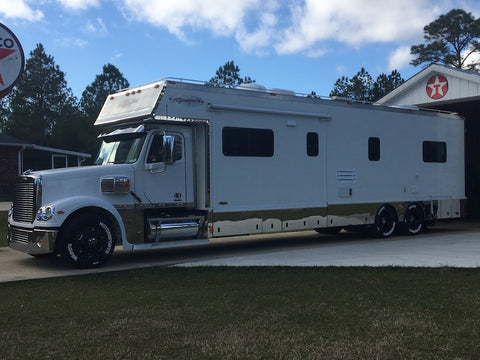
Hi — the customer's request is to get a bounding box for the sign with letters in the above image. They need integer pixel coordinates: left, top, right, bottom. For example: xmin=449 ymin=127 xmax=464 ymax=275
xmin=0 ymin=23 xmax=24 ymax=98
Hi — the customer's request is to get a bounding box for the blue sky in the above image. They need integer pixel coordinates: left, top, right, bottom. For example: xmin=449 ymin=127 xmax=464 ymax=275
xmin=1 ymin=0 xmax=480 ymax=99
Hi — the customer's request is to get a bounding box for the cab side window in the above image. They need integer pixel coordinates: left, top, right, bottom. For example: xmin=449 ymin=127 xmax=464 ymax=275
xmin=147 ymin=135 xmax=164 ymax=163
xmin=173 ymin=136 xmax=183 ymax=161
xmin=147 ymin=134 xmax=183 ymax=163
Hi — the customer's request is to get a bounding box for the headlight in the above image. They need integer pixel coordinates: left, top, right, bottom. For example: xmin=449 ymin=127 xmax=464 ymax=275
xmin=101 ymin=176 xmax=130 ymax=194
xmin=36 ymin=206 xmax=55 ymax=221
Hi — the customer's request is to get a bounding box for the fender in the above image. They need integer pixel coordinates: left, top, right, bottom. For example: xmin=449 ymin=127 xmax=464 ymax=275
xmin=34 ymin=195 xmax=129 ymax=248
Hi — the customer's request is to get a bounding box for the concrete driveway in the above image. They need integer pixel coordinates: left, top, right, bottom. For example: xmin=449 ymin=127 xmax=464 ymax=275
xmin=1 ymin=219 xmax=480 ymax=283
xmin=179 ymin=225 xmax=480 ymax=267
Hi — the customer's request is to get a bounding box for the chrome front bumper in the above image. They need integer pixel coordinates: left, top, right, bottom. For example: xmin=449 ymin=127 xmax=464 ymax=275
xmin=8 ymin=224 xmax=58 ymax=255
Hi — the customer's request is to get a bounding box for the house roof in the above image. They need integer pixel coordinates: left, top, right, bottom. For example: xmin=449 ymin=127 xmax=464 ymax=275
xmin=0 ymin=134 xmax=30 ymax=147
xmin=30 ymin=145 xmax=91 ymax=158
xmin=0 ymin=134 xmax=91 ymax=158
xmin=377 ymin=64 xmax=480 ymax=106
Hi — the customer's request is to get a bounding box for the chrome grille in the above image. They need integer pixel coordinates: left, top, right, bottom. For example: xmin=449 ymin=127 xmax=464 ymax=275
xmin=10 ymin=227 xmax=30 ymax=244
xmin=13 ymin=176 xmax=38 ymax=223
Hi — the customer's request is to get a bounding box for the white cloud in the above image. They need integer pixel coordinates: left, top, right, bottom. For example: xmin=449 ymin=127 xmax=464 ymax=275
xmin=6 ymin=0 xmax=480 ymax=62
xmin=305 ymin=47 xmax=328 ymax=59
xmin=275 ymin=0 xmax=447 ymax=55
xmin=388 ymin=46 xmax=414 ymax=70
xmin=235 ymin=9 xmax=278 ymax=54
xmin=57 ymin=0 xmax=100 ymax=11
xmin=117 ymin=0 xmax=470 ymax=58
xmin=110 ymin=50 xmax=123 ymax=61
xmin=0 ymin=0 xmax=43 ymax=21
xmin=84 ymin=18 xmax=108 ymax=36
xmin=56 ymin=36 xmax=88 ymax=47
xmin=118 ymin=0 xmax=284 ymax=53
xmin=120 ymin=0 xmax=261 ymax=40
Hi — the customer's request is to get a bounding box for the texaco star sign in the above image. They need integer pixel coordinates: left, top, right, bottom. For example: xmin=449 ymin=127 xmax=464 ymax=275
xmin=426 ymin=74 xmax=448 ymax=100
xmin=0 ymin=24 xmax=24 ymax=99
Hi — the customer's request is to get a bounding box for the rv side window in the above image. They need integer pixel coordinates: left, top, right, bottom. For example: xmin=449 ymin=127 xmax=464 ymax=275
xmin=423 ymin=141 xmax=446 ymax=163
xmin=306 ymin=132 xmax=319 ymax=157
xmin=222 ymin=127 xmax=274 ymax=157
xmin=368 ymin=137 xmax=380 ymax=161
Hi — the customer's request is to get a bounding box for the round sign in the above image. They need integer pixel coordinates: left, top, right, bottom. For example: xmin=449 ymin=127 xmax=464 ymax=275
xmin=426 ymin=74 xmax=448 ymax=100
xmin=0 ymin=23 xmax=25 ymax=98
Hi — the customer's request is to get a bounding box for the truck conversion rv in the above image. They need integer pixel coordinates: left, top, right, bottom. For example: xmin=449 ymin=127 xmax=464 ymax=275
xmin=8 ymin=78 xmax=465 ymax=268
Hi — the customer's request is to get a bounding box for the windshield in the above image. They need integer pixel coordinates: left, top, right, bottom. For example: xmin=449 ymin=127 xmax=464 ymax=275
xmin=94 ymin=135 xmax=146 ymax=165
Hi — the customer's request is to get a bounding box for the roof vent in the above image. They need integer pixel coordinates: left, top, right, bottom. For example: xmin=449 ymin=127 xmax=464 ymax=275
xmin=269 ymin=88 xmax=295 ymax=96
xmin=329 ymin=96 xmax=352 ymax=101
xmin=235 ymin=83 xmax=266 ymax=92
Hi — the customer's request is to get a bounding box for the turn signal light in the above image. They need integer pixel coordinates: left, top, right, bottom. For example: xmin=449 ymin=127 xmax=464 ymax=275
xmin=101 ymin=177 xmax=130 ymax=194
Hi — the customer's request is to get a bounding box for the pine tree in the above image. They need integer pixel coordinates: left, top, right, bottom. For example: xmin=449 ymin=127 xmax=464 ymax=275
xmin=411 ymin=9 xmax=480 ymax=70
xmin=208 ymin=60 xmax=254 ymax=88
xmin=330 ymin=68 xmax=404 ymax=102
xmin=330 ymin=68 xmax=373 ymax=101
xmin=0 ymin=96 xmax=10 ymax=134
xmin=349 ymin=68 xmax=373 ymax=101
xmin=5 ymin=43 xmax=77 ymax=146
xmin=80 ymin=63 xmax=129 ymax=121
xmin=371 ymin=70 xmax=404 ymax=101
xmin=79 ymin=64 xmax=130 ymax=157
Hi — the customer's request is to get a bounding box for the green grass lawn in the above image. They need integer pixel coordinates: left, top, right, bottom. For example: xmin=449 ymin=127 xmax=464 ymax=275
xmin=1 ymin=266 xmax=480 ymax=359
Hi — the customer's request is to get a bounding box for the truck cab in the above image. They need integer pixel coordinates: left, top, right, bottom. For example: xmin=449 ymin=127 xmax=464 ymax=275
xmin=8 ymin=80 xmax=209 ymax=268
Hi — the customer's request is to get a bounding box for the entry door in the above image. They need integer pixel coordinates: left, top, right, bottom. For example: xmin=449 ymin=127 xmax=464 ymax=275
xmin=143 ymin=131 xmax=187 ymax=206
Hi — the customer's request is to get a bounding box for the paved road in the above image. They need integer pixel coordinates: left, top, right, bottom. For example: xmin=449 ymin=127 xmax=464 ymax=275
xmin=1 ymin=220 xmax=480 ymax=283
xmin=0 ymin=202 xmax=10 ymax=211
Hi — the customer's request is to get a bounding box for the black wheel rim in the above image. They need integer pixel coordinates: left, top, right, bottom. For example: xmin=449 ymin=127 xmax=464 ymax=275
xmin=377 ymin=207 xmax=396 ymax=236
xmin=70 ymin=222 xmax=112 ymax=265
xmin=406 ymin=206 xmax=422 ymax=233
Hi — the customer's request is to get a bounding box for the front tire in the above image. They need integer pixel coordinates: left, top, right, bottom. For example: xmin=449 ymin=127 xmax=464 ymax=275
xmin=59 ymin=214 xmax=115 ymax=268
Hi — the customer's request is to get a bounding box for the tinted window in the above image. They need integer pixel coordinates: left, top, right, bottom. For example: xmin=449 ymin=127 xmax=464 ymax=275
xmin=368 ymin=137 xmax=380 ymax=161
xmin=307 ymin=132 xmax=319 ymax=157
xmin=423 ymin=141 xmax=446 ymax=163
xmin=147 ymin=134 xmax=183 ymax=163
xmin=222 ymin=127 xmax=274 ymax=157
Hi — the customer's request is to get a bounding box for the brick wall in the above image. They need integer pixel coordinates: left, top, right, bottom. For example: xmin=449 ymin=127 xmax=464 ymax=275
xmin=0 ymin=146 xmax=20 ymax=199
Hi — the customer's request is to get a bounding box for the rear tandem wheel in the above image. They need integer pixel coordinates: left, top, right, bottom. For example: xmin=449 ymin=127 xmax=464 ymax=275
xmin=371 ymin=204 xmax=397 ymax=238
xmin=399 ymin=203 xmax=425 ymax=235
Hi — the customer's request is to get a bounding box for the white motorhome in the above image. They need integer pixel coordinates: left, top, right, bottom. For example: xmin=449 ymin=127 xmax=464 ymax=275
xmin=7 ymin=79 xmax=465 ymax=268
